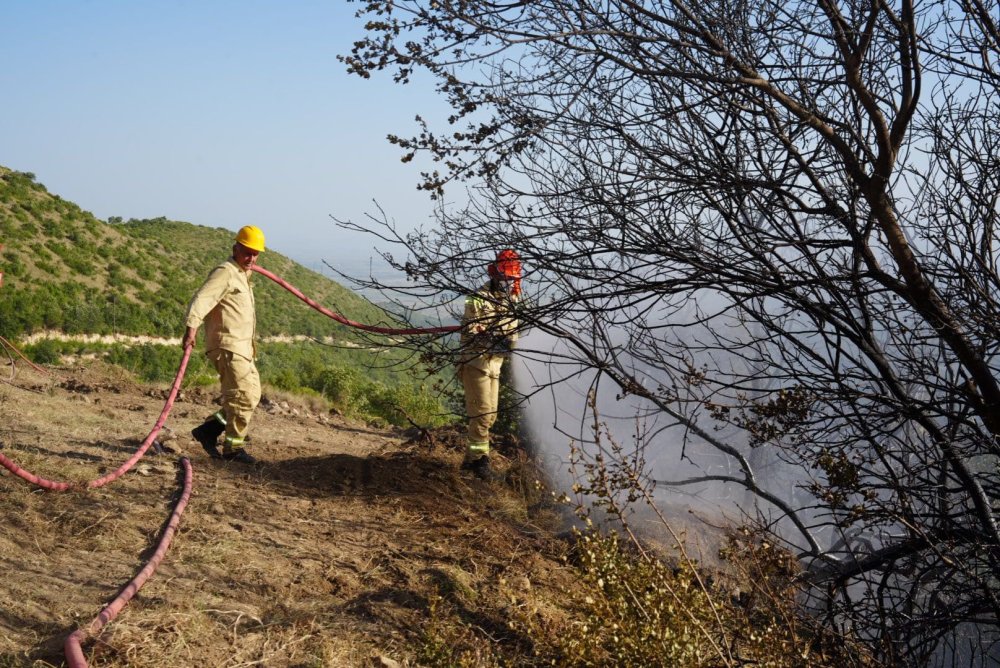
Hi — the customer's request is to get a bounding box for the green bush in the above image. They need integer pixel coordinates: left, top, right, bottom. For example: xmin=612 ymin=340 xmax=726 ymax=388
xmin=104 ymin=343 xmax=211 ymax=383
xmin=315 ymin=366 xmax=361 ymax=406
xmin=523 ymin=528 xmax=726 ymax=667
xmin=24 ymin=339 xmax=64 ymax=364
xmin=88 ymin=340 xmax=457 ymax=429
xmin=365 ymin=382 xmax=449 ymax=428
xmin=3 ymin=251 xmax=26 ymax=277
xmin=36 ymin=260 xmax=57 ymax=275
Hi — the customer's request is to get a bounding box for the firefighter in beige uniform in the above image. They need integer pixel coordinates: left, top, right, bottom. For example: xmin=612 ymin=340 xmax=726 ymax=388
xmin=183 ymin=226 xmax=265 ymax=464
xmin=458 ymin=249 xmax=522 ymax=479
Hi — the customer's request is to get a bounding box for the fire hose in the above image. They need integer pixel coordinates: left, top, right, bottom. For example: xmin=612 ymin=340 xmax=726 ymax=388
xmin=250 ymin=264 xmax=460 ymax=334
xmin=0 ymin=265 xmax=460 ymax=664
xmin=0 ymin=344 xmax=192 ymax=490
xmin=2 ymin=267 xmax=457 ymax=487
xmin=1 ymin=268 xmax=456 ymax=486
xmin=0 ymin=334 xmax=50 ymax=377
xmin=0 ymin=343 xmax=193 ymax=664
xmin=63 ymin=457 xmax=193 ymax=668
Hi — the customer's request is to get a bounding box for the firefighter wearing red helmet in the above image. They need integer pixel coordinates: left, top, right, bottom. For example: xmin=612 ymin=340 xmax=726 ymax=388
xmin=457 ymin=249 xmax=522 ymax=479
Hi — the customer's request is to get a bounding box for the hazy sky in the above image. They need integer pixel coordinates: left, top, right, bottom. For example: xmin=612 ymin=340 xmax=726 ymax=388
xmin=0 ymin=1 xmax=446 ymax=272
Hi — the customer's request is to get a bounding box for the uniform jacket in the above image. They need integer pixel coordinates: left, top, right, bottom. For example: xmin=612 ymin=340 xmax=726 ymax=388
xmin=185 ymin=259 xmax=256 ymax=360
xmin=458 ymin=282 xmax=519 ymax=377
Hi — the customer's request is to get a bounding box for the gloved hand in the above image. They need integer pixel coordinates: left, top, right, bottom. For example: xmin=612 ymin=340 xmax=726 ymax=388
xmin=489 ymin=335 xmax=514 ymax=354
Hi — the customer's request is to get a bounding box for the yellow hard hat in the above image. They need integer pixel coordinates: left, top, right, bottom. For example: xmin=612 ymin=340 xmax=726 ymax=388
xmin=235 ymin=225 xmax=265 ymax=252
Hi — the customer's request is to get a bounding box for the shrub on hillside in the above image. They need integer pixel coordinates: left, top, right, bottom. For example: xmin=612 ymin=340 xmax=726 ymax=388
xmin=417 ymin=432 xmax=876 ymax=668
xmin=104 ymin=343 xmax=211 ymax=383
xmin=315 ymin=366 xmax=362 ymax=407
xmin=308 ymin=364 xmax=453 ymax=428
xmin=92 ymin=341 xmax=458 ymax=429
xmin=499 ymin=524 xmax=875 ymax=668
xmin=364 ymin=381 xmax=452 ymax=428
xmin=24 ymin=339 xmax=63 ymax=365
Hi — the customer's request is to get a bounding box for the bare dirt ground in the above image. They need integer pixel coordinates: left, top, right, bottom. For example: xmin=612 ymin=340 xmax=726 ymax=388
xmin=0 ymin=358 xmax=577 ymax=667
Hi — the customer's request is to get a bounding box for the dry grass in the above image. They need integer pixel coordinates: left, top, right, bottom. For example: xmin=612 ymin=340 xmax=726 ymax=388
xmin=0 ymin=360 xmax=578 ymax=667
xmin=0 ymin=358 xmax=874 ymax=667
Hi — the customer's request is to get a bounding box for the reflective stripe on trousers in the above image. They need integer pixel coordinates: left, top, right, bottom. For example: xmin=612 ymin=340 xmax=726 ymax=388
xmin=207 ymin=349 xmax=261 ymax=450
xmin=461 ymin=364 xmax=499 ymax=457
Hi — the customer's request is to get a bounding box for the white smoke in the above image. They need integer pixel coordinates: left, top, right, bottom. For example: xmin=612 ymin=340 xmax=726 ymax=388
xmin=510 ymin=325 xmax=792 ymax=556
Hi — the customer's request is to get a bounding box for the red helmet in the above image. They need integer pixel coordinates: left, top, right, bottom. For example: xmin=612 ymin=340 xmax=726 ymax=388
xmin=488 ymin=249 xmax=522 ymax=295
xmin=494 ymin=249 xmax=521 ymax=278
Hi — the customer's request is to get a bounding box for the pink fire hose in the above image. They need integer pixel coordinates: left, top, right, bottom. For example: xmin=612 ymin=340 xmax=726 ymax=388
xmin=251 ymin=264 xmax=460 ymax=334
xmin=63 ymin=457 xmax=193 ymax=667
xmin=1 ymin=265 xmax=454 ymax=489
xmin=0 ymin=334 xmax=50 ymax=376
xmin=0 ymin=344 xmax=192 ymax=490
xmin=0 ymin=265 xmax=459 ymax=665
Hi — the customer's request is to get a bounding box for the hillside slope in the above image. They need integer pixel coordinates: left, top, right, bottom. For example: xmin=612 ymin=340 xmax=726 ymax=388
xmin=0 ymin=358 xmax=571 ymax=667
xmin=0 ymin=167 xmax=574 ymax=665
xmin=0 ymin=167 xmax=397 ymax=340
xmin=0 ymin=168 xmax=866 ymax=667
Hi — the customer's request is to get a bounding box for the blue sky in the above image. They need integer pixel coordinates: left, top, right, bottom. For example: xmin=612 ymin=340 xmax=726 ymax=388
xmin=0 ymin=1 xmax=446 ymax=272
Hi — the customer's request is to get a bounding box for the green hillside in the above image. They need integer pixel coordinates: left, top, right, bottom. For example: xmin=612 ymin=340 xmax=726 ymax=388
xmin=0 ymin=166 xmax=456 ymax=429
xmin=0 ymin=166 xmax=394 ymax=340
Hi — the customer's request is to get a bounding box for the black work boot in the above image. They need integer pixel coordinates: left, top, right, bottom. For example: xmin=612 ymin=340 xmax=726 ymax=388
xmin=463 ymin=456 xmax=499 ymax=482
xmin=191 ymin=419 xmax=225 ymax=459
xmin=222 ymin=449 xmax=259 ymax=465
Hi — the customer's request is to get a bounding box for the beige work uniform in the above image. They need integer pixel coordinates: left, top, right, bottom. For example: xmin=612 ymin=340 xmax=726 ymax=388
xmin=185 ymin=259 xmax=261 ymax=451
xmin=458 ymin=283 xmax=519 ymax=460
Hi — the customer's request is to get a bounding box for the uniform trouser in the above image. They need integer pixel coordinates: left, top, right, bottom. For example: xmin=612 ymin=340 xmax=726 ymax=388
xmin=461 ymin=363 xmax=500 ymax=461
xmin=208 ymin=349 xmax=261 ymax=452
